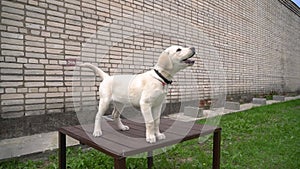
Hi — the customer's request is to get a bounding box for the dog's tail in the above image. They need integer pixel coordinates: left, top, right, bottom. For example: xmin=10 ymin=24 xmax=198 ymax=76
xmin=79 ymin=63 xmax=109 ymax=80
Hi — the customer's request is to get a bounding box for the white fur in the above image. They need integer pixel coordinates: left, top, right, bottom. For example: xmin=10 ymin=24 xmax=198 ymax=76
xmin=80 ymin=46 xmax=195 ymax=143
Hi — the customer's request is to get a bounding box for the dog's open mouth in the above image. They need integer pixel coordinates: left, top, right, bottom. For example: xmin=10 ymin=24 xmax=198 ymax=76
xmin=181 ymin=52 xmax=195 ymax=65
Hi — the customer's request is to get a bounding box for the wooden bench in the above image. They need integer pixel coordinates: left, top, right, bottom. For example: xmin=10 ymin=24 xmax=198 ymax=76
xmin=58 ymin=118 xmax=221 ymax=169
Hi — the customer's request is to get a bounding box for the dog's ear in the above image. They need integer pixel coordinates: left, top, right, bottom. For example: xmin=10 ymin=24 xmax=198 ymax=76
xmin=156 ymin=51 xmax=173 ymax=71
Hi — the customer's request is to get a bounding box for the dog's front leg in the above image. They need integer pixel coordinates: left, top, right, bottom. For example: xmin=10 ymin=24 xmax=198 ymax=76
xmin=154 ymin=118 xmax=166 ymax=140
xmin=140 ymin=102 xmax=156 ymax=143
xmin=153 ymin=104 xmax=166 ymax=140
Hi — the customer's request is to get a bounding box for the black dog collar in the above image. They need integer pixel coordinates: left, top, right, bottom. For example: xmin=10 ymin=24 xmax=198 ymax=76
xmin=154 ymin=69 xmax=172 ymax=85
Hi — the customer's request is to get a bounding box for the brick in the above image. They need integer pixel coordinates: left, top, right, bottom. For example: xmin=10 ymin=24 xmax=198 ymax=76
xmin=24 ymin=69 xmax=44 ymax=75
xmin=1 ymin=68 xmax=23 ymax=74
xmin=46 ymin=48 xmax=63 ymax=54
xmin=2 ymin=105 xmax=24 ymax=112
xmin=1 ymin=99 xmax=24 ymax=106
xmin=25 ymin=47 xmax=45 ymax=53
xmin=0 ymin=75 xmax=23 ymax=81
xmin=39 ymin=1 xmax=48 ymax=8
xmin=45 ymin=81 xmax=63 ymax=86
xmin=1 ymin=112 xmax=24 ymax=118
xmin=46 ymin=70 xmax=63 ymax=75
xmin=2 ymin=0 xmax=24 ymax=9
xmin=65 ymin=0 xmax=80 ymax=5
xmin=47 ymin=98 xmax=63 ymax=103
xmin=30 ymin=30 xmax=41 ymax=35
xmin=46 ymin=0 xmax=64 ymax=6
xmin=46 ymin=54 xmax=63 ymax=60
xmin=2 ymin=12 xmax=24 ymax=20
xmin=28 ymin=58 xmax=38 ymax=63
xmin=47 ymin=21 xmax=64 ymax=28
xmin=2 ymin=6 xmax=25 ymax=15
xmin=17 ymin=88 xmax=28 ymax=93
xmin=26 ymin=5 xmax=45 ymax=13
xmin=1 ymin=94 xmax=24 ymax=100
xmin=65 ymin=3 xmax=81 ymax=10
xmin=2 ymin=18 xmax=24 ymax=27
xmin=39 ymin=59 xmax=48 ymax=64
xmin=28 ymin=88 xmax=39 ymax=93
xmin=4 ymin=56 xmax=16 ymax=62
xmin=82 ymin=2 xmax=95 ymax=9
xmin=58 ymin=6 xmax=67 ymax=13
xmin=25 ymin=17 xmax=45 ymax=24
xmin=5 ymin=88 xmax=17 ymax=93
xmin=28 ymin=0 xmax=38 ymax=5
xmin=1 ymin=37 xmax=24 ymax=45
xmin=24 ymin=82 xmax=45 ymax=87
xmin=46 ymin=76 xmax=63 ymax=81
xmin=5 ymin=26 xmax=18 ymax=32
xmin=25 ymin=75 xmax=44 ymax=81
xmin=66 ymin=24 xmax=81 ymax=31
xmin=47 ymin=15 xmax=64 ymax=23
xmin=49 ymin=4 xmax=58 ymax=10
xmin=1 ymin=44 xmax=23 ymax=50
xmin=24 ymin=63 xmax=44 ymax=69
xmin=25 ymin=104 xmax=45 ymax=110
xmin=25 ymin=35 xmax=44 ymax=42
xmin=26 ymin=98 xmax=45 ymax=104
xmin=25 ymin=110 xmax=45 ymax=116
xmin=25 ymin=93 xmax=45 ymax=99
xmin=47 ymin=10 xmax=64 ymax=17
xmin=25 ymin=52 xmax=45 ymax=59
xmin=0 ymin=82 xmax=23 ymax=87
xmin=0 ymin=62 xmax=23 ymax=68
xmin=51 ymin=32 xmax=60 ymax=38
xmin=26 ymin=11 xmax=45 ymax=19
xmin=46 ymin=65 xmax=63 ymax=70
xmin=46 ymin=43 xmax=64 ymax=49
xmin=1 ymin=32 xmax=23 ymax=39
xmin=2 ymin=50 xmax=24 ymax=56
xmin=25 ymin=41 xmax=45 ymax=47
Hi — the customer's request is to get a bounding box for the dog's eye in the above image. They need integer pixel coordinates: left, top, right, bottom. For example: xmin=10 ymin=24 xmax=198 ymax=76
xmin=176 ymin=48 xmax=181 ymax=52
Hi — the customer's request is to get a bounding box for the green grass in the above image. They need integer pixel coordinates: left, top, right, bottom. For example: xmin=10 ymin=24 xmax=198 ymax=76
xmin=1 ymin=99 xmax=299 ymax=169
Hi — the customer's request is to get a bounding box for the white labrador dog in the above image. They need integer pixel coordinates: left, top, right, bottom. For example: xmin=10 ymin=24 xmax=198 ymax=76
xmin=80 ymin=46 xmax=196 ymax=143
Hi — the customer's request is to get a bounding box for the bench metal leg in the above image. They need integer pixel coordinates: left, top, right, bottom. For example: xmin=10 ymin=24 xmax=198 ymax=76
xmin=147 ymin=151 xmax=153 ymax=169
xmin=59 ymin=132 xmax=66 ymax=169
xmin=114 ymin=157 xmax=126 ymax=169
xmin=213 ymin=129 xmax=221 ymax=169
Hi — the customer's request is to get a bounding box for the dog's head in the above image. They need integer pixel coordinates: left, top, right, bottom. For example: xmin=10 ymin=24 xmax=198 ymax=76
xmin=156 ymin=46 xmax=196 ymax=75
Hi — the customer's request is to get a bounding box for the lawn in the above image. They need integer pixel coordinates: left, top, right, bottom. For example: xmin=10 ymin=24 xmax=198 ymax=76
xmin=1 ymin=99 xmax=299 ymax=169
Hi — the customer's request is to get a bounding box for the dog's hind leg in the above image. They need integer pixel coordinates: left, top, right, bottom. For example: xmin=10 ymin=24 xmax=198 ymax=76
xmin=112 ymin=103 xmax=129 ymax=131
xmin=93 ymin=98 xmax=110 ymax=137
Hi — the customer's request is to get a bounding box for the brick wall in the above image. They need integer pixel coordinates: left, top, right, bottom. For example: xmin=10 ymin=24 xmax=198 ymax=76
xmin=0 ymin=0 xmax=299 ymax=138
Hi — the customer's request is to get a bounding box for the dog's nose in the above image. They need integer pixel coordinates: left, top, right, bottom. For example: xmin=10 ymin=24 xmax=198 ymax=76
xmin=190 ymin=47 xmax=195 ymax=53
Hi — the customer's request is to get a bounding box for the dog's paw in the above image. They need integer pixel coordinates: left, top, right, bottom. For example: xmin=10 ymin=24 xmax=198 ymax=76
xmin=93 ymin=130 xmax=102 ymax=137
xmin=119 ymin=125 xmax=130 ymax=131
xmin=146 ymin=134 xmax=156 ymax=144
xmin=156 ymin=133 xmax=166 ymax=140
